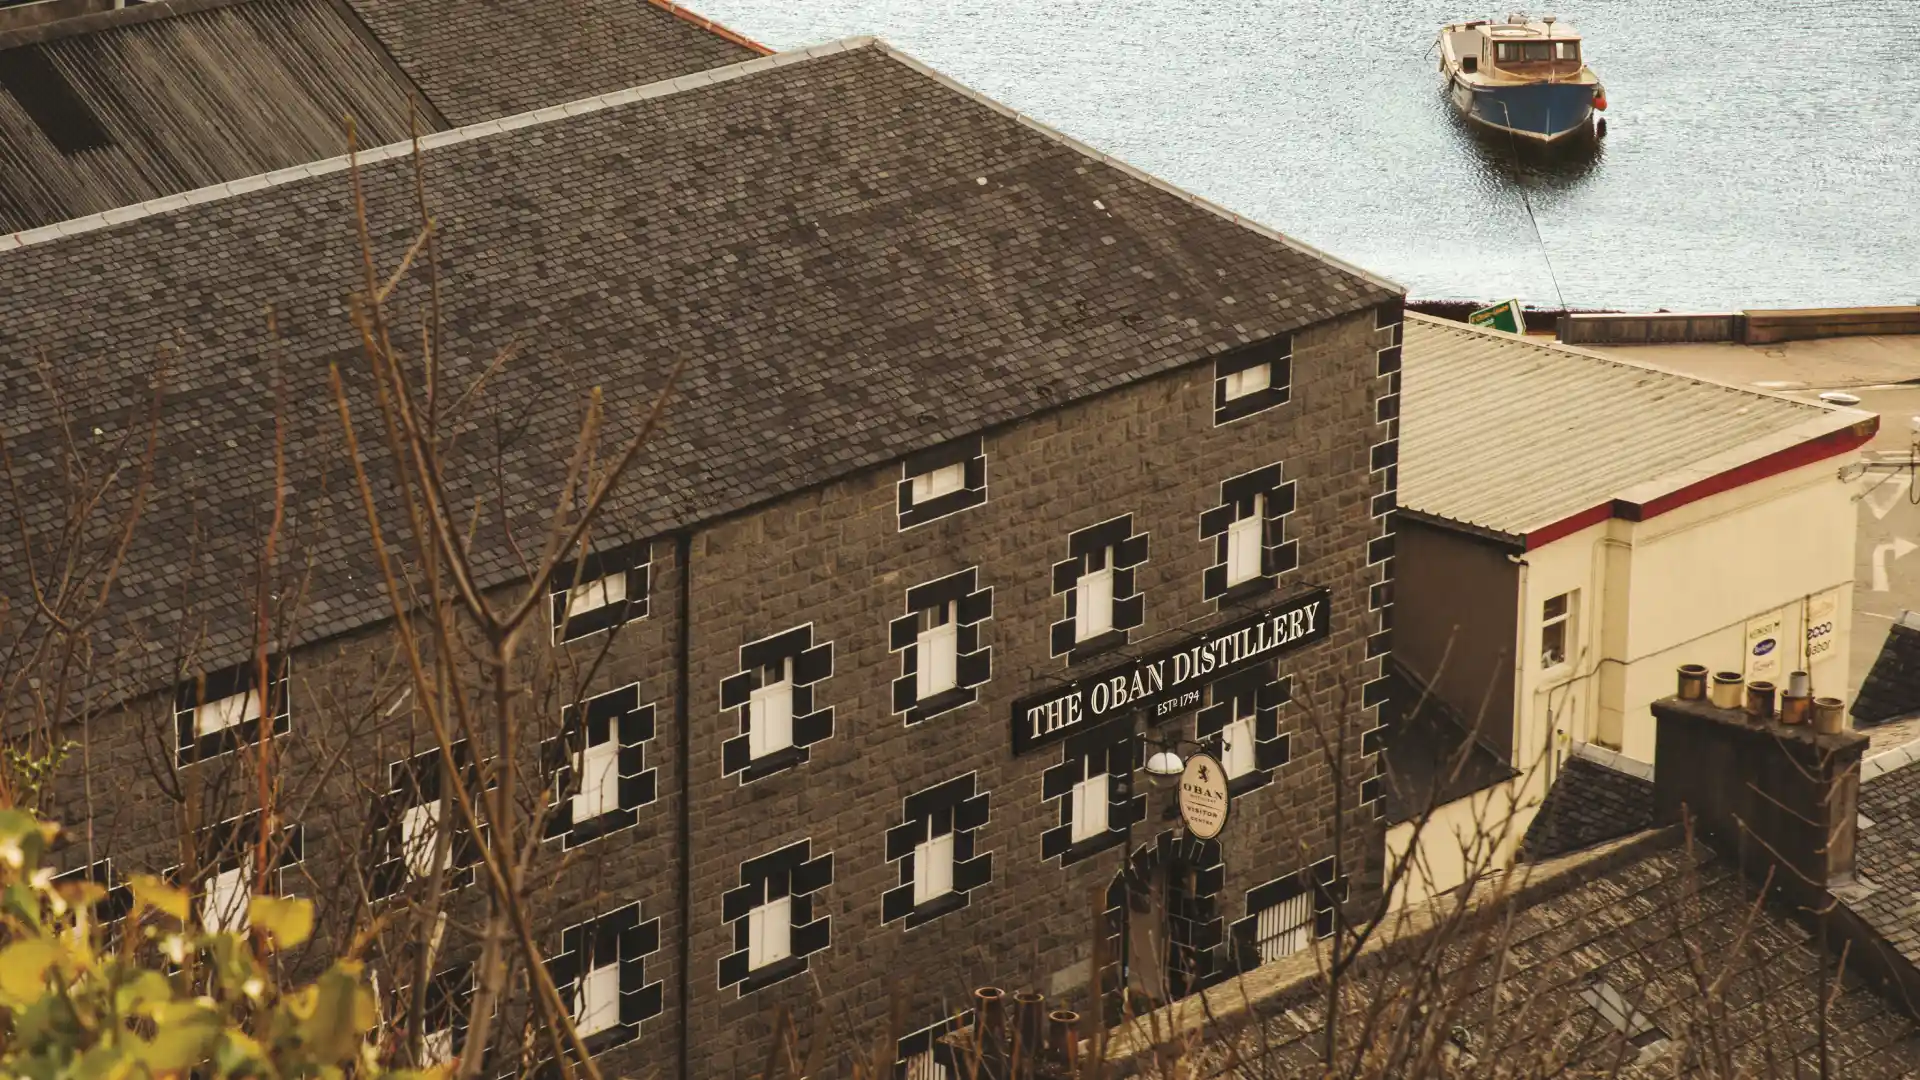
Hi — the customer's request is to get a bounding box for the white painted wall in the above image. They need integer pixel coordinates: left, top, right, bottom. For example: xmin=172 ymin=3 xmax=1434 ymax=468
xmin=1390 ymin=457 xmax=1858 ymax=907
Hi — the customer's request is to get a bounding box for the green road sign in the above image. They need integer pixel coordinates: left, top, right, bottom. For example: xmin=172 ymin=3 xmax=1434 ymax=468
xmin=1468 ymin=299 xmax=1526 ymax=335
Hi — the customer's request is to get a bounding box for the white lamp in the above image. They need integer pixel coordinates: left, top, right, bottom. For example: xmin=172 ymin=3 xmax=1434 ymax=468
xmin=1144 ymin=749 xmax=1185 ymax=777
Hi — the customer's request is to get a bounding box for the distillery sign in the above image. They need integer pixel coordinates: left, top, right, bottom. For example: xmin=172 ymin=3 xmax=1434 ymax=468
xmin=1010 ymin=587 xmax=1332 ymax=756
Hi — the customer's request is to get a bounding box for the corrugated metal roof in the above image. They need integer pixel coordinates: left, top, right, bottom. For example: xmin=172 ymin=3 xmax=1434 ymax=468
xmin=1399 ymin=316 xmax=1837 ymax=538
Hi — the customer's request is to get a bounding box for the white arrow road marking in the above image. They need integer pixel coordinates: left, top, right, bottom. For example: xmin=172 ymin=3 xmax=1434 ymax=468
xmin=1865 ymin=474 xmax=1914 ymax=521
xmin=1873 ymin=537 xmax=1918 ymax=592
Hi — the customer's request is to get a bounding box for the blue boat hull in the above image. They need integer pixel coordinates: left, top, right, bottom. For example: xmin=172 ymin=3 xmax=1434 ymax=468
xmin=1449 ymin=78 xmax=1595 ymax=142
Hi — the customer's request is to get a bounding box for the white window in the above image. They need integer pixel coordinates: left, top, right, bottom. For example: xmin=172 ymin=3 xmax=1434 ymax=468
xmin=1225 ymin=494 xmax=1265 ymax=587
xmin=572 ymin=736 xmax=621 ymax=823
xmin=1070 ymin=771 xmax=1109 ymax=843
xmin=1074 ymin=550 xmax=1115 ymax=641
xmin=195 ymin=689 xmax=262 ymax=739
xmin=913 ymin=831 xmax=955 ymax=906
xmin=573 ymin=956 xmax=621 ymax=1037
xmin=748 ymin=659 xmax=795 ymax=759
xmin=747 ymin=894 xmax=792 ymax=970
xmin=916 ymin=602 xmax=959 ymax=700
xmin=903 ymin=1049 xmax=949 ymax=1080
xmin=1223 ymin=364 xmax=1271 ymax=401
xmin=420 ymin=1029 xmax=454 ymax=1067
xmin=911 ymin=462 xmax=967 ymax=504
xmin=1542 ymin=591 xmax=1576 ymax=669
xmin=401 ymin=801 xmax=449 ymax=880
xmin=203 ymin=860 xmax=251 ymax=934
xmin=1221 ymin=704 xmax=1258 ymax=780
xmin=566 ymin=573 xmax=626 ymax=619
xmin=1254 ymin=891 xmax=1314 ymax=964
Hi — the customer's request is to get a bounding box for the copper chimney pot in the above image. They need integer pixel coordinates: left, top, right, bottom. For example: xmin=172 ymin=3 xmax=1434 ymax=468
xmin=1047 ymin=1010 xmax=1080 ymax=1070
xmin=1744 ymin=680 xmax=1776 ymax=719
xmin=1813 ymin=697 xmax=1847 ymax=734
xmin=1709 ymin=671 xmax=1745 ymax=709
xmin=1779 ymin=694 xmax=1810 ymax=725
xmin=1014 ymin=991 xmax=1046 ymax=1072
xmin=1677 ymin=664 xmax=1708 ymax=700
xmin=974 ymin=986 xmax=1006 ymax=1040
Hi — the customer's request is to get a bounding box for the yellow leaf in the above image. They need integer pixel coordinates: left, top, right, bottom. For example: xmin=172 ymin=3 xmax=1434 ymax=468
xmin=0 ymin=938 xmax=59 ymax=1003
xmin=249 ymin=895 xmax=313 ymax=949
xmin=130 ymin=875 xmax=189 ymax=922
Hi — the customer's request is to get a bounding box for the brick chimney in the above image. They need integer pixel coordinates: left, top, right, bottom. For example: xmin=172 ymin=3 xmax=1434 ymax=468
xmin=1650 ymin=672 xmax=1867 ymax=905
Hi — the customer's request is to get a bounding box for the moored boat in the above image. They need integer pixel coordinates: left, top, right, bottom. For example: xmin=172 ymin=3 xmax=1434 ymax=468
xmin=1439 ymin=13 xmax=1606 ymax=143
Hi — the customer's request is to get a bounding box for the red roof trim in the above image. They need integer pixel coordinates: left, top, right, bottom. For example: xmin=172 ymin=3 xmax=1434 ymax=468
xmin=1523 ymin=418 xmax=1878 ymax=550
xmin=644 ymin=0 xmax=774 ymax=56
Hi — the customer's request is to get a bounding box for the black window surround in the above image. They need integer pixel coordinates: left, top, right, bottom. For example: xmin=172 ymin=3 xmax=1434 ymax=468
xmin=1213 ymin=333 xmax=1294 ymax=425
xmin=1199 ymin=464 xmax=1299 ymax=605
xmin=718 ymin=840 xmax=833 ymax=996
xmin=406 ymin=966 xmax=473 ymax=1066
xmin=546 ymin=902 xmax=663 ymax=1056
xmin=1195 ymin=665 xmax=1294 ymax=796
xmin=1228 ymin=858 xmax=1347 ymax=973
xmin=370 ymin=740 xmax=484 ymax=899
xmin=52 ymin=859 xmax=134 ymax=927
xmin=173 ymin=654 xmax=291 ymax=766
xmin=1050 ymin=514 xmax=1149 ymax=663
xmin=179 ymin=811 xmax=304 ymax=932
xmin=549 ymin=540 xmax=650 ymax=644
xmin=882 ymin=773 xmax=992 ymax=929
xmin=719 ymin=624 xmax=834 ymax=783
xmin=891 ymin=568 xmax=993 ymax=724
xmin=894 ymin=1011 xmax=976 ymax=1080
xmin=897 ymin=436 xmax=987 ymax=530
xmin=1041 ymin=716 xmax=1146 ymax=866
xmin=542 ymin=684 xmax=657 ymax=849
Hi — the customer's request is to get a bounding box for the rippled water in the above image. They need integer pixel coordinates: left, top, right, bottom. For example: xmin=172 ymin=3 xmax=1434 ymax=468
xmin=691 ymin=0 xmax=1919 ymax=309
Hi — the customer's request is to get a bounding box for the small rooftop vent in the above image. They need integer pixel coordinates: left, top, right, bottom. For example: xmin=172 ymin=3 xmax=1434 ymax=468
xmin=1579 ymin=977 xmax=1667 ymax=1059
xmin=1815 ymin=390 xmax=1860 ymax=406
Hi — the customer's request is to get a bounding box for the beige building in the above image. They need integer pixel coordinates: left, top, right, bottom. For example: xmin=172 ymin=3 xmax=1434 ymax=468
xmin=1381 ymin=315 xmax=1874 ymax=904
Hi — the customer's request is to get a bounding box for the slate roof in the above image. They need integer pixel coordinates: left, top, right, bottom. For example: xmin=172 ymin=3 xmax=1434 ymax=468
xmin=1153 ymin=832 xmax=1920 ymax=1078
xmin=1518 ymin=748 xmax=1655 ymax=862
xmin=1845 ymin=750 xmax=1920 ymax=983
xmin=1379 ymin=660 xmax=1516 ymax=825
xmin=0 ymin=39 xmax=1398 ymax=709
xmin=1852 ymin=613 xmax=1920 ymax=725
xmin=1398 ymin=316 xmax=1865 ymax=541
xmin=336 ymin=0 xmax=761 ymax=126
xmin=0 ymin=0 xmax=763 ymax=233
xmin=0 ymin=0 xmax=436 ymax=232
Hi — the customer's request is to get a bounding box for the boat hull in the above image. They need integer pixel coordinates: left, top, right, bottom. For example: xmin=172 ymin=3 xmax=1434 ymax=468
xmin=1448 ymin=77 xmax=1595 ymax=142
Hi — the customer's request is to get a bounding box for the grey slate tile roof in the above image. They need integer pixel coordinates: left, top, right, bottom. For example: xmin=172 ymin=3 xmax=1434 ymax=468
xmin=1184 ymin=834 xmax=1920 ymax=1078
xmin=1853 ymin=614 xmax=1920 ymax=725
xmin=0 ymin=40 xmax=1397 ymax=709
xmin=337 ymin=0 xmax=759 ymax=126
xmin=1848 ymin=754 xmax=1920 ymax=976
xmin=0 ymin=0 xmax=436 ymax=232
xmin=1518 ymin=751 xmax=1656 ymax=862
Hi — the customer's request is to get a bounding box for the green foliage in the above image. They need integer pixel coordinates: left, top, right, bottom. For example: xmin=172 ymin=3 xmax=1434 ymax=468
xmin=0 ymin=809 xmax=439 ymax=1080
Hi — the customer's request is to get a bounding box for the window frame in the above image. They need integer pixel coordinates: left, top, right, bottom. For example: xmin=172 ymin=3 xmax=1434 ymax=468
xmin=1200 ymin=465 xmax=1298 ymax=605
xmin=898 ymin=437 xmax=988 ymax=530
xmin=1041 ymin=718 xmax=1144 ymax=865
xmin=720 ymin=624 xmax=835 ymax=782
xmin=1212 ymin=334 xmax=1293 ymax=425
xmin=1050 ymin=515 xmax=1149 ymax=662
xmin=549 ymin=541 xmax=650 ymax=644
xmin=719 ymin=840 xmax=834 ymax=996
xmin=370 ymin=740 xmax=482 ymax=899
xmin=542 ymin=686 xmax=657 ymax=848
xmin=884 ymin=774 xmax=992 ymax=929
xmin=547 ymin=903 xmax=663 ymax=1055
xmin=1541 ymin=590 xmax=1577 ymax=671
xmin=1196 ymin=665 xmax=1293 ymax=796
xmin=891 ymin=569 xmax=993 ymax=724
xmin=174 ymin=655 xmax=291 ymax=766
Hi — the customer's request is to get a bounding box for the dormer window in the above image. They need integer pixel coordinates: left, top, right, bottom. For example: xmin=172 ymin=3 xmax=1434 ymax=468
xmin=550 ymin=541 xmax=650 ymax=644
xmin=897 ymin=437 xmax=987 ymax=529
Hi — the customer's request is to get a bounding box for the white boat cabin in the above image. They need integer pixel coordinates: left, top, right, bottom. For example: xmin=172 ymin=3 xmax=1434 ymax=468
xmin=1443 ymin=14 xmax=1586 ymax=81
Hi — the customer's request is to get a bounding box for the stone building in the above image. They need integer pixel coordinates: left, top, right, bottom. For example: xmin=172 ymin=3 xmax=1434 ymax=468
xmin=0 ymin=31 xmax=1402 ymax=1080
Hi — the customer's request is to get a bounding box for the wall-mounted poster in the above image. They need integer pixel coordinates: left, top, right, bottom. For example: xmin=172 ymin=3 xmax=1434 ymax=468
xmin=1805 ymin=589 xmax=1841 ymax=668
xmin=1745 ymin=610 xmax=1785 ymax=683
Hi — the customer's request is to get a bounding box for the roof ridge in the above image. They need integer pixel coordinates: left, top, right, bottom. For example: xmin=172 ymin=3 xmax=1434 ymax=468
xmin=861 ymin=39 xmax=1403 ymax=298
xmin=1404 ymin=312 xmax=1840 ymax=417
xmin=642 ymin=0 xmax=772 ymax=56
xmin=0 ymin=34 xmax=881 ymax=255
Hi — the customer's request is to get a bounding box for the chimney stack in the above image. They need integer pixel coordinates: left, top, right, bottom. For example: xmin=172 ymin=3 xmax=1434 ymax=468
xmin=1652 ymin=665 xmax=1868 ymax=905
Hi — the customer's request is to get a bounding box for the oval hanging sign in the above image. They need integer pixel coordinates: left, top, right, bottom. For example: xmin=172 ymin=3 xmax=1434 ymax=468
xmin=1178 ymin=753 xmax=1231 ymax=840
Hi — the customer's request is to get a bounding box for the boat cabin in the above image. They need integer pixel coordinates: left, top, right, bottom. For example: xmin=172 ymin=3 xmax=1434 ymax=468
xmin=1444 ymin=15 xmax=1584 ymax=78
